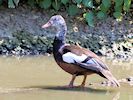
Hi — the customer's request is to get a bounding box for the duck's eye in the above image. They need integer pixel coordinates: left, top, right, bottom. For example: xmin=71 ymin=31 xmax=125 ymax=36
xmin=53 ymin=18 xmax=58 ymax=21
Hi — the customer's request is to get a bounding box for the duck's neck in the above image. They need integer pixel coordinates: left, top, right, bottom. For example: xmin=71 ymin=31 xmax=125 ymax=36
xmin=53 ymin=32 xmax=66 ymax=50
xmin=55 ymin=24 xmax=67 ymax=42
xmin=53 ymin=23 xmax=67 ymax=54
xmin=53 ymin=25 xmax=67 ymax=61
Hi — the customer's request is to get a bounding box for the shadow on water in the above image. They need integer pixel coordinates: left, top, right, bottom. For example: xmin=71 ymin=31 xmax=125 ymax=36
xmin=22 ymin=85 xmax=115 ymax=94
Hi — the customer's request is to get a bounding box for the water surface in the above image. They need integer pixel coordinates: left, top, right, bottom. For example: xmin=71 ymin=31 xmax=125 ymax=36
xmin=0 ymin=56 xmax=132 ymax=100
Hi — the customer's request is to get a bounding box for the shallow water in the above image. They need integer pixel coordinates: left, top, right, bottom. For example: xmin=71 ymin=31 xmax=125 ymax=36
xmin=0 ymin=56 xmax=132 ymax=100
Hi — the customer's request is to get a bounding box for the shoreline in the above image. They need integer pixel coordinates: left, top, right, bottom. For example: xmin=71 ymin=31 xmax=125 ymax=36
xmin=0 ymin=5 xmax=132 ymax=60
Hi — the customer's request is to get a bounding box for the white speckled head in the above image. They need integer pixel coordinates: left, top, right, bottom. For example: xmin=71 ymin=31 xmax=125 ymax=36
xmin=42 ymin=15 xmax=67 ymax=41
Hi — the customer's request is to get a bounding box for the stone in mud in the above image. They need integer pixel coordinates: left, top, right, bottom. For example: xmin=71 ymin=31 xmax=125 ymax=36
xmin=101 ymin=81 xmax=116 ymax=87
xmin=126 ymin=77 xmax=133 ymax=82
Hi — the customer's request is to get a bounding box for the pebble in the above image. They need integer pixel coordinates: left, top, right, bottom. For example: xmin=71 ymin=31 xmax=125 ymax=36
xmin=100 ymin=77 xmax=133 ymax=87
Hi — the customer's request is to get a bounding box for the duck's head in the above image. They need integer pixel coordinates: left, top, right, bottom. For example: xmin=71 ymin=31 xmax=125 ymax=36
xmin=42 ymin=15 xmax=67 ymax=41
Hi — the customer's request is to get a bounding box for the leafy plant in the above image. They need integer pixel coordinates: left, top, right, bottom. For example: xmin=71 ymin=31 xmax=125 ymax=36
xmin=52 ymin=0 xmax=61 ymax=10
xmin=97 ymin=11 xmax=107 ymax=19
xmin=75 ymin=0 xmax=82 ymax=4
xmin=68 ymin=4 xmax=79 ymax=16
xmin=0 ymin=0 xmax=132 ymax=26
xmin=123 ymin=0 xmax=131 ymax=11
xmin=102 ymin=0 xmax=111 ymax=8
xmin=0 ymin=0 xmax=2 ymax=5
xmin=38 ymin=0 xmax=52 ymax=9
xmin=84 ymin=12 xmax=94 ymax=27
xmin=82 ymin=0 xmax=94 ymax=8
xmin=61 ymin=0 xmax=69 ymax=5
xmin=113 ymin=12 xmax=122 ymax=19
xmin=8 ymin=0 xmax=20 ymax=8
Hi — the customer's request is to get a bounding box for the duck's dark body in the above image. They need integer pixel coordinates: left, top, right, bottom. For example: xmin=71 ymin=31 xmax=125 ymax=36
xmin=42 ymin=15 xmax=120 ymax=87
xmin=53 ymin=37 xmax=103 ymax=76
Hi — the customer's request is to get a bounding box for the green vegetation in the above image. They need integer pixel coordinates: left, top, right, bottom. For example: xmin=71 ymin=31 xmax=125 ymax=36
xmin=0 ymin=0 xmax=132 ymax=26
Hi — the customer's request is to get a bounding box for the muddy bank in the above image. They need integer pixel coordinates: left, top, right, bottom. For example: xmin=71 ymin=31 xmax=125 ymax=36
xmin=0 ymin=5 xmax=132 ymax=59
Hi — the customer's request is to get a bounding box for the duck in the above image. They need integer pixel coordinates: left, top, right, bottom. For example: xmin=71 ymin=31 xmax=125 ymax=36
xmin=42 ymin=15 xmax=120 ymax=88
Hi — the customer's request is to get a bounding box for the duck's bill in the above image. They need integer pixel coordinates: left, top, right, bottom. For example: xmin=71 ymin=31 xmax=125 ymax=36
xmin=42 ymin=22 xmax=51 ymax=28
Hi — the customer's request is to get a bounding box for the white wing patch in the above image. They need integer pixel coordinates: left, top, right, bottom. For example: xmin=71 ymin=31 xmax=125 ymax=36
xmin=62 ymin=52 xmax=101 ymax=67
xmin=86 ymin=58 xmax=99 ymax=65
xmin=62 ymin=52 xmax=87 ymax=63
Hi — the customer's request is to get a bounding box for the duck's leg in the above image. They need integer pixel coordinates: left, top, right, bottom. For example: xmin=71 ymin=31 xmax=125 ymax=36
xmin=78 ymin=75 xmax=87 ymax=87
xmin=60 ymin=74 xmax=77 ymax=88
xmin=62 ymin=74 xmax=76 ymax=88
xmin=68 ymin=74 xmax=77 ymax=88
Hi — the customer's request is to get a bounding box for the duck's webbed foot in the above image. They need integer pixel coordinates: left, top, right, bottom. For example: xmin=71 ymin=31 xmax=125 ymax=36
xmin=62 ymin=74 xmax=77 ymax=88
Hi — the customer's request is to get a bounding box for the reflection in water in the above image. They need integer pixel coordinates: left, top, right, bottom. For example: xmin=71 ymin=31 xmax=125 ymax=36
xmin=112 ymin=92 xmax=120 ymax=100
xmin=0 ymin=56 xmax=132 ymax=100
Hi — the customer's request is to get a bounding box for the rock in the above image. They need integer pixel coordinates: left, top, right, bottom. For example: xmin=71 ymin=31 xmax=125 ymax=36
xmin=118 ymin=76 xmax=133 ymax=86
xmin=126 ymin=77 xmax=133 ymax=82
xmin=101 ymin=81 xmax=116 ymax=87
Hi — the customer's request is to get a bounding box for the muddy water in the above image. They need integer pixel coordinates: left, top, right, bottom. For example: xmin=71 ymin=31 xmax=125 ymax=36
xmin=0 ymin=56 xmax=132 ymax=100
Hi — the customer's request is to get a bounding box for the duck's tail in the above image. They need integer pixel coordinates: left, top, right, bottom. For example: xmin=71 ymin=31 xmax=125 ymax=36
xmin=101 ymin=70 xmax=120 ymax=87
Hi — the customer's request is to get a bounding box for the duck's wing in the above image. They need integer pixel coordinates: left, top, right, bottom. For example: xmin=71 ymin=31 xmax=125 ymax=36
xmin=60 ymin=44 xmax=109 ymax=70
